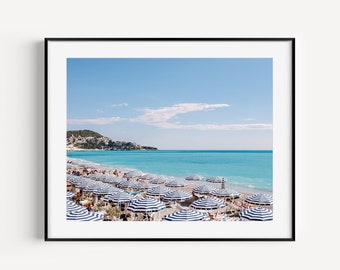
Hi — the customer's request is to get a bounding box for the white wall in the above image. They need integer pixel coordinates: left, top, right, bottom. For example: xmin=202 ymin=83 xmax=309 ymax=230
xmin=1 ymin=0 xmax=338 ymax=269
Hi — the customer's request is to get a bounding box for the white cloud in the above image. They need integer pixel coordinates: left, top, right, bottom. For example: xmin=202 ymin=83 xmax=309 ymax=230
xmin=112 ymin=102 xmax=128 ymax=107
xmin=67 ymin=103 xmax=272 ymax=131
xmin=142 ymin=122 xmax=272 ymax=131
xmin=244 ymin=118 xmax=255 ymax=121
xmin=68 ymin=117 xmax=123 ymax=125
xmin=130 ymin=103 xmax=272 ymax=131
xmin=131 ymin=103 xmax=230 ymax=124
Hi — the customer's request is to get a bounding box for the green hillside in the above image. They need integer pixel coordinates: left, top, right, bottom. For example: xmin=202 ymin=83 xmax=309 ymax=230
xmin=67 ymin=130 xmax=104 ymax=138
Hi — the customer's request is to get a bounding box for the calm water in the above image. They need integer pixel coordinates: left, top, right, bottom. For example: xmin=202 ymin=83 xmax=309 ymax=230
xmin=67 ymin=150 xmax=272 ymax=192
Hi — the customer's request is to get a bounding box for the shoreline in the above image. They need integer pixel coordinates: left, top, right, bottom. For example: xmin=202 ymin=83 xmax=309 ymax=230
xmin=67 ymin=157 xmax=272 ymax=195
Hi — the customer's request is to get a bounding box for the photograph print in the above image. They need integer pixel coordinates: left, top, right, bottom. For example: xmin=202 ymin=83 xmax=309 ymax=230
xmin=46 ymin=39 xmax=294 ymax=240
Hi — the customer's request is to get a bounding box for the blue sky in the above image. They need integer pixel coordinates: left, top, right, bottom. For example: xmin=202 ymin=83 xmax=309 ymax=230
xmin=67 ymin=58 xmax=272 ymax=150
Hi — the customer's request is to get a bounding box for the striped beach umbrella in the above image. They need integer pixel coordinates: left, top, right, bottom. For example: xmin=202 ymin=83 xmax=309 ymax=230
xmin=185 ymin=174 xmax=204 ymax=181
xmin=245 ymin=193 xmax=273 ymax=206
xmin=150 ymin=178 xmax=167 ymax=184
xmin=67 ymin=209 xmax=103 ymax=221
xmin=110 ymin=177 xmax=125 ymax=186
xmin=66 ymin=192 xmax=75 ymax=200
xmin=140 ymin=173 xmax=158 ymax=180
xmin=127 ymin=198 xmax=166 ymax=213
xmin=163 ymin=209 xmax=208 ymax=221
xmin=165 ymin=179 xmax=187 ymax=187
xmin=240 ymin=207 xmax=273 ymax=221
xmin=190 ymin=197 xmax=226 ymax=210
xmin=118 ymin=180 xmax=139 ymax=189
xmin=192 ymin=185 xmax=217 ymax=195
xmin=83 ymin=183 xmax=108 ymax=193
xmin=75 ymin=179 xmax=96 ymax=189
xmin=134 ymin=182 xmax=158 ymax=190
xmin=162 ymin=190 xmax=193 ymax=202
xmin=211 ymin=189 xmax=241 ymax=199
xmin=66 ymin=201 xmax=87 ymax=212
xmin=206 ymin=176 xmax=225 ymax=183
xmin=103 ymin=192 xmax=136 ymax=204
xmin=124 ymin=170 xmax=145 ymax=179
xmin=68 ymin=175 xmax=89 ymax=186
xmin=146 ymin=186 xmax=173 ymax=197
xmin=93 ymin=186 xmax=123 ymax=195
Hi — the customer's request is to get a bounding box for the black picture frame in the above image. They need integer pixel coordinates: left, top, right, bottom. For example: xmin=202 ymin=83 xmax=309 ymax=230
xmin=45 ymin=38 xmax=295 ymax=241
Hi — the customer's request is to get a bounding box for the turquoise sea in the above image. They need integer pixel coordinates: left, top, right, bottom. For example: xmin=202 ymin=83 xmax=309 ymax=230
xmin=67 ymin=150 xmax=272 ymax=193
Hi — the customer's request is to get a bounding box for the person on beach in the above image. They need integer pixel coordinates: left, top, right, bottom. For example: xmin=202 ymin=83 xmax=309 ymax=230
xmin=86 ymin=203 xmax=93 ymax=212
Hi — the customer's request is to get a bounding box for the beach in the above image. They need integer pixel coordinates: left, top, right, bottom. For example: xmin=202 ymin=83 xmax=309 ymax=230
xmin=66 ymin=157 xmax=273 ymax=222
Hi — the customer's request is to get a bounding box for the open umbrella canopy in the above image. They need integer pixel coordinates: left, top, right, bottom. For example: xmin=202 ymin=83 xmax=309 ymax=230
xmin=192 ymin=185 xmax=217 ymax=195
xmin=240 ymin=207 xmax=273 ymax=221
xmin=162 ymin=190 xmax=193 ymax=202
xmin=146 ymin=186 xmax=173 ymax=197
xmin=66 ymin=201 xmax=87 ymax=212
xmin=123 ymin=170 xmax=145 ymax=179
xmin=165 ymin=179 xmax=188 ymax=187
xmin=206 ymin=176 xmax=225 ymax=183
xmin=211 ymin=189 xmax=241 ymax=199
xmin=134 ymin=182 xmax=158 ymax=190
xmin=118 ymin=180 xmax=140 ymax=189
xmin=66 ymin=192 xmax=75 ymax=200
xmin=111 ymin=177 xmax=125 ymax=185
xmin=83 ymin=183 xmax=110 ymax=193
xmin=103 ymin=192 xmax=136 ymax=204
xmin=190 ymin=197 xmax=226 ymax=210
xmin=150 ymin=177 xmax=168 ymax=184
xmin=67 ymin=174 xmax=85 ymax=184
xmin=127 ymin=198 xmax=166 ymax=213
xmin=185 ymin=174 xmax=204 ymax=181
xmin=93 ymin=186 xmax=123 ymax=195
xmin=140 ymin=173 xmax=159 ymax=180
xmin=245 ymin=193 xmax=273 ymax=206
xmin=75 ymin=179 xmax=96 ymax=189
xmin=67 ymin=209 xmax=104 ymax=221
xmin=163 ymin=209 xmax=208 ymax=221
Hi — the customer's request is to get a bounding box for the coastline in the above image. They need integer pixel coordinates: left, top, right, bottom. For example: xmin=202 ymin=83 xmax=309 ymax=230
xmin=67 ymin=157 xmax=273 ymax=222
xmin=67 ymin=157 xmax=272 ymax=195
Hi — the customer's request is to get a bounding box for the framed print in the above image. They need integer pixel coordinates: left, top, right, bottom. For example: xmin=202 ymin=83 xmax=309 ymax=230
xmin=45 ymin=38 xmax=295 ymax=241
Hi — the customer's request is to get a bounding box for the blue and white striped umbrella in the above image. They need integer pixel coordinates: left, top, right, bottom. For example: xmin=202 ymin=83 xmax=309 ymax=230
xmin=66 ymin=201 xmax=87 ymax=212
xmin=75 ymin=179 xmax=96 ymax=189
xmin=103 ymin=192 xmax=136 ymax=204
xmin=162 ymin=190 xmax=193 ymax=202
xmin=111 ymin=177 xmax=125 ymax=185
xmin=66 ymin=192 xmax=75 ymax=200
xmin=211 ymin=189 xmax=240 ymax=199
xmin=67 ymin=175 xmax=85 ymax=184
xmin=165 ymin=180 xmax=187 ymax=187
xmin=140 ymin=173 xmax=158 ymax=180
xmin=93 ymin=186 xmax=122 ymax=195
xmin=133 ymin=182 xmax=158 ymax=190
xmin=185 ymin=174 xmax=204 ymax=181
xmin=83 ymin=183 xmax=109 ymax=193
xmin=240 ymin=207 xmax=273 ymax=221
xmin=127 ymin=198 xmax=166 ymax=213
xmin=206 ymin=176 xmax=225 ymax=183
xmin=192 ymin=185 xmax=217 ymax=195
xmin=124 ymin=170 xmax=145 ymax=178
xmin=190 ymin=197 xmax=226 ymax=210
xmin=118 ymin=180 xmax=140 ymax=189
xmin=245 ymin=193 xmax=273 ymax=206
xmin=68 ymin=176 xmax=90 ymax=186
xmin=67 ymin=209 xmax=104 ymax=221
xmin=163 ymin=209 xmax=208 ymax=221
xmin=146 ymin=186 xmax=173 ymax=197
xmin=150 ymin=178 xmax=167 ymax=184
